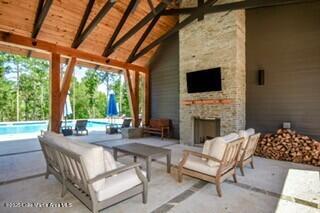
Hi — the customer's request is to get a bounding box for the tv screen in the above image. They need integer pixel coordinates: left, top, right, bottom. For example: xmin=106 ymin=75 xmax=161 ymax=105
xmin=186 ymin=68 xmax=222 ymax=93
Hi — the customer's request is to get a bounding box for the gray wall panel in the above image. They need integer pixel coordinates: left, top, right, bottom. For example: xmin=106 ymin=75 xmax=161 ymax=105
xmin=149 ymin=33 xmax=180 ymax=138
xmin=246 ymin=2 xmax=320 ymax=139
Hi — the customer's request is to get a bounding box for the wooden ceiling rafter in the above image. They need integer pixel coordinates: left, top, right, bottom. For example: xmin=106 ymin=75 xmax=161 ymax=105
xmin=71 ymin=0 xmax=96 ymax=48
xmin=131 ymin=0 xmax=218 ymax=62
xmin=27 ymin=0 xmax=53 ymax=57
xmin=127 ymin=14 xmax=160 ymax=63
xmin=103 ymin=0 xmax=172 ymax=57
xmin=72 ymin=0 xmax=116 ymax=49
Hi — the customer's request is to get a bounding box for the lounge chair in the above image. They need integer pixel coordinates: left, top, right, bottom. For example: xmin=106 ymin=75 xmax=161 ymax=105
xmin=39 ymin=132 xmax=148 ymax=213
xmin=74 ymin=119 xmax=88 ymax=135
xmin=238 ymin=129 xmax=261 ymax=175
xmin=178 ymin=134 xmax=244 ymax=197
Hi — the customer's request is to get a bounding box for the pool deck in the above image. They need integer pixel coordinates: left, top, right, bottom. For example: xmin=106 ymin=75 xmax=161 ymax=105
xmin=0 ymin=131 xmax=319 ymax=213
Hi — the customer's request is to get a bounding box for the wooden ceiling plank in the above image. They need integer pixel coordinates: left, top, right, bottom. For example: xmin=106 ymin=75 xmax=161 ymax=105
xmin=102 ymin=0 xmax=137 ymax=56
xmin=131 ymin=0 xmax=218 ymax=62
xmin=103 ymin=1 xmax=171 ymax=57
xmin=72 ymin=0 xmax=96 ymax=48
xmin=0 ymin=30 xmax=148 ymax=73
xmin=72 ymin=0 xmax=116 ymax=48
xmin=127 ymin=14 xmax=160 ymax=63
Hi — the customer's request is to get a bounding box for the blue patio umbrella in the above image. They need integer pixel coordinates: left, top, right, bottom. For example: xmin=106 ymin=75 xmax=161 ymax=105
xmin=107 ymin=92 xmax=118 ymax=128
xmin=107 ymin=93 xmax=118 ymax=116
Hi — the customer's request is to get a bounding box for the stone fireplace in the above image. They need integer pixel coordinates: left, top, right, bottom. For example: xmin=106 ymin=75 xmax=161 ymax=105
xmin=193 ymin=117 xmax=220 ymax=145
xmin=179 ymin=0 xmax=246 ymax=145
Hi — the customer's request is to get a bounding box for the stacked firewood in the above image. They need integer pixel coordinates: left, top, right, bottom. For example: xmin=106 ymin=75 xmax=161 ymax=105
xmin=255 ymin=129 xmax=320 ymax=166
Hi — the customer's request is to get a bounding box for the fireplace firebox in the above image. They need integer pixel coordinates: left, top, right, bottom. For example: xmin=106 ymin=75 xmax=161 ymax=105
xmin=193 ymin=117 xmax=220 ymax=145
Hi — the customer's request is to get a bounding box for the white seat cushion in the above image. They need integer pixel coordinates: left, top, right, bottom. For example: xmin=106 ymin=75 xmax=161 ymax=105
xmin=42 ymin=132 xmax=106 ymax=191
xmin=96 ymin=168 xmax=145 ymax=201
xmin=184 ymin=155 xmax=219 ymax=176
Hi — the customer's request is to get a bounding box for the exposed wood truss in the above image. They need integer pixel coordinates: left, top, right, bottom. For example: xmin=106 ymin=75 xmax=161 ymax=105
xmin=127 ymin=15 xmax=161 ymax=63
xmin=32 ymin=0 xmax=53 ymax=39
xmin=0 ymin=31 xmax=148 ymax=73
xmin=102 ymin=0 xmax=137 ymax=56
xmin=72 ymin=0 xmax=116 ymax=48
xmin=103 ymin=1 xmax=170 ymax=57
xmin=130 ymin=0 xmax=218 ymax=62
xmin=131 ymin=0 xmax=317 ymax=62
xmin=72 ymin=0 xmax=96 ymax=48
xmin=162 ymin=0 xmax=318 ymax=16
xmin=60 ymin=57 xmax=77 ymax=119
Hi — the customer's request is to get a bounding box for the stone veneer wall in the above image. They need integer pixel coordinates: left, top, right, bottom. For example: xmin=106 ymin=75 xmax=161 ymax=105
xmin=179 ymin=0 xmax=246 ymax=145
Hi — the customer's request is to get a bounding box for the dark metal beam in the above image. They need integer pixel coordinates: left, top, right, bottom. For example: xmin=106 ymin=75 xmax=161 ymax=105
xmin=72 ymin=0 xmax=116 ymax=48
xmin=198 ymin=0 xmax=204 ymax=21
xmin=32 ymin=0 xmax=53 ymax=38
xmin=28 ymin=0 xmax=52 ymax=57
xmin=72 ymin=0 xmax=95 ymax=48
xmin=131 ymin=0 xmax=217 ymax=62
xmin=127 ymin=15 xmax=160 ymax=63
xmin=162 ymin=0 xmax=319 ymax=16
xmin=103 ymin=1 xmax=171 ymax=57
xmin=102 ymin=0 xmax=137 ymax=56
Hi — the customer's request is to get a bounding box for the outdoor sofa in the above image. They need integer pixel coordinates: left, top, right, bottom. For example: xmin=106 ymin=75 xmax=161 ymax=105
xmin=38 ymin=132 xmax=148 ymax=213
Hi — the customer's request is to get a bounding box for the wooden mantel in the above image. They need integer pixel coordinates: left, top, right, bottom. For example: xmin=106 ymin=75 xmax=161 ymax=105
xmin=182 ymin=98 xmax=232 ymax=106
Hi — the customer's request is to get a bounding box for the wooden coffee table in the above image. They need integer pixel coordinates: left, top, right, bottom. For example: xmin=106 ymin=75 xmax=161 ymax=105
xmin=113 ymin=143 xmax=171 ymax=181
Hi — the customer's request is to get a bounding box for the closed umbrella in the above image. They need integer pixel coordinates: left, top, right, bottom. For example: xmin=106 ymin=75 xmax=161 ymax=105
xmin=106 ymin=92 xmax=118 ymax=133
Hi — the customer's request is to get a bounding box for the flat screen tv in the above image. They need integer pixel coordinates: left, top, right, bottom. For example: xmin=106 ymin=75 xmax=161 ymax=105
xmin=186 ymin=67 xmax=222 ymax=93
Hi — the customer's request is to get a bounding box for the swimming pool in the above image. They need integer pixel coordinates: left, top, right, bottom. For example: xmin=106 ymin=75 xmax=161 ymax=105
xmin=0 ymin=120 xmax=118 ymax=135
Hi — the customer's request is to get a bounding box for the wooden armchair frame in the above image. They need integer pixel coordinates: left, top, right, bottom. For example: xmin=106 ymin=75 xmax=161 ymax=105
xmin=238 ymin=133 xmax=261 ymax=176
xmin=178 ymin=137 xmax=244 ymax=197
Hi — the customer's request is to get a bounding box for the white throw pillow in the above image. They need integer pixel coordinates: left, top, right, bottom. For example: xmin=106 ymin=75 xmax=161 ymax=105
xmin=238 ymin=128 xmax=255 ymax=148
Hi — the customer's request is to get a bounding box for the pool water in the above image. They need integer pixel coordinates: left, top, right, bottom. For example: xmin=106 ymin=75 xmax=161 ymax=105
xmin=0 ymin=120 xmax=116 ymax=135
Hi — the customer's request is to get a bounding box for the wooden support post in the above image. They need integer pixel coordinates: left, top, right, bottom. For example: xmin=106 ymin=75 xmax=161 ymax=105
xmin=132 ymin=71 xmax=139 ymax=127
xmin=124 ymin=70 xmax=139 ymax=127
xmin=143 ymin=72 xmax=150 ymax=126
xmin=59 ymin=57 xmax=77 ymax=118
xmin=50 ymin=53 xmax=61 ymax=133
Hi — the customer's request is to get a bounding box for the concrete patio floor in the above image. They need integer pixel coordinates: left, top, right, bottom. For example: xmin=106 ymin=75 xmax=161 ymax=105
xmin=0 ymin=131 xmax=319 ymax=213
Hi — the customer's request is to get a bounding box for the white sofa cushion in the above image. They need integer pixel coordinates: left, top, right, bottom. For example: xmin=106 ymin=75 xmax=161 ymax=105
xmin=207 ymin=133 xmax=239 ymax=167
xmin=103 ymin=150 xmax=117 ymax=171
xmin=42 ymin=132 xmax=106 ymax=191
xmin=96 ymin=168 xmax=145 ymax=201
xmin=184 ymin=155 xmax=219 ymax=176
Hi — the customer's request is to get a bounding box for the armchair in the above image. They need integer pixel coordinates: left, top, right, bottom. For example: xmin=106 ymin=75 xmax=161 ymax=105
xmin=178 ymin=137 xmax=244 ymax=197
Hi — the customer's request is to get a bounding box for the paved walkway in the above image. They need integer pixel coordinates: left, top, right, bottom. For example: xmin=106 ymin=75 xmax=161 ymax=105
xmin=0 ymin=132 xmax=319 ymax=213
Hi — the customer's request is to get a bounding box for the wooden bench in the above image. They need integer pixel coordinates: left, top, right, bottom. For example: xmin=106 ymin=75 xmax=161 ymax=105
xmin=143 ymin=119 xmax=171 ymax=139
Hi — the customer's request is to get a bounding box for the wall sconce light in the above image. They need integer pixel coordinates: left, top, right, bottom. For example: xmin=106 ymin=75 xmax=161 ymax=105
xmin=258 ymin=69 xmax=265 ymax=85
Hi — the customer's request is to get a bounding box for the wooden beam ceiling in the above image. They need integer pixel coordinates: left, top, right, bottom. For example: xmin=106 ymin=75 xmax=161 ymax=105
xmin=127 ymin=15 xmax=160 ymax=63
xmin=32 ymin=0 xmax=53 ymax=39
xmin=0 ymin=31 xmax=148 ymax=73
xmin=131 ymin=0 xmax=318 ymax=62
xmin=103 ymin=1 xmax=171 ymax=57
xmin=162 ymin=0 xmax=319 ymax=16
xmin=72 ymin=0 xmax=116 ymax=49
xmin=72 ymin=0 xmax=96 ymax=48
xmin=131 ymin=0 xmax=218 ymax=62
xmin=102 ymin=0 xmax=137 ymax=56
